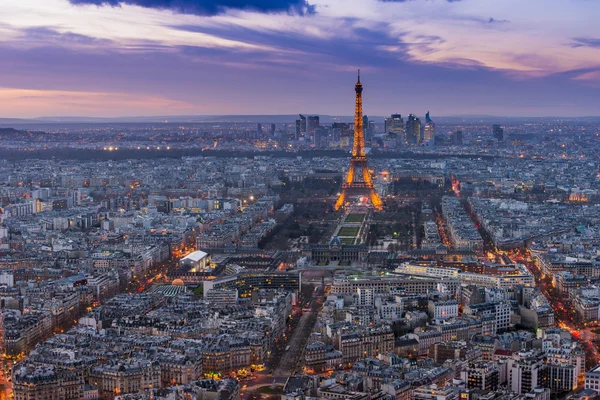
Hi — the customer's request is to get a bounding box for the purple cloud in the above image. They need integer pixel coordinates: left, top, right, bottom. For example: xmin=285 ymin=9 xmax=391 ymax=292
xmin=68 ymin=0 xmax=315 ymax=15
xmin=20 ymin=27 xmax=114 ymax=46
xmin=570 ymin=37 xmax=600 ymax=49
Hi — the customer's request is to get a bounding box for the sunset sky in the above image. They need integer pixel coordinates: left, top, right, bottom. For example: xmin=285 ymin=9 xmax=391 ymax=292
xmin=1 ymin=0 xmax=599 ymax=118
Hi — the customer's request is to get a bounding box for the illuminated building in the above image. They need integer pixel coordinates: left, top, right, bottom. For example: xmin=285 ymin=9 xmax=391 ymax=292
xmin=423 ymin=111 xmax=435 ymax=144
xmin=460 ymin=361 xmax=499 ymax=391
xmin=13 ymin=364 xmax=83 ymax=400
xmin=385 ymin=114 xmax=404 ymax=134
xmin=89 ymin=360 xmax=161 ymax=399
xmin=179 ymin=250 xmax=211 ymax=271
xmin=335 ymin=71 xmax=383 ymax=211
xmin=333 ymin=122 xmax=351 ymax=148
xmin=412 ymin=384 xmax=459 ymax=400
xmin=335 ymin=325 xmax=394 ymax=365
xmin=203 ymin=271 xmax=300 ymax=298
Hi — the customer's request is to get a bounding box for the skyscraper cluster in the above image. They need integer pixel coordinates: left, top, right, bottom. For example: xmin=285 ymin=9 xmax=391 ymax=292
xmin=384 ymin=112 xmax=436 ymax=145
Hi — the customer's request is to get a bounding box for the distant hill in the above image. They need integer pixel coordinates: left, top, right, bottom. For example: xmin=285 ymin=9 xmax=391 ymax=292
xmin=1 ymin=114 xmax=599 ymax=128
xmin=30 ymin=114 xmax=364 ymax=124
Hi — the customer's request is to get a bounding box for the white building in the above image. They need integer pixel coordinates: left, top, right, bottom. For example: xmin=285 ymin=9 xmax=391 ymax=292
xmin=179 ymin=250 xmax=211 ymax=271
xmin=428 ymin=299 xmax=459 ymax=320
xmin=357 ymin=288 xmax=374 ymax=306
xmin=585 ymin=364 xmax=600 ymax=392
xmin=0 ymin=272 xmax=14 ymax=287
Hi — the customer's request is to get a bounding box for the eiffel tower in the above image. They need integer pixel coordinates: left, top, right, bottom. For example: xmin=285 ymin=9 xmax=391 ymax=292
xmin=335 ymin=71 xmax=383 ymax=211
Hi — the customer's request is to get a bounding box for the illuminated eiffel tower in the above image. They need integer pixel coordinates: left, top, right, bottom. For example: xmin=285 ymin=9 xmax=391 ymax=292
xmin=335 ymin=71 xmax=383 ymax=211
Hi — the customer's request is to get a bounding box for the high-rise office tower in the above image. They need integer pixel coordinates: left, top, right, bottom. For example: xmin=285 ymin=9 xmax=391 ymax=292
xmin=493 ymin=124 xmax=504 ymax=142
xmin=406 ymin=114 xmax=421 ymax=145
xmin=452 ymin=130 xmax=463 ymax=145
xmin=333 ymin=122 xmax=351 ymax=148
xmin=362 ymin=115 xmax=370 ymax=140
xmin=299 ymin=114 xmax=307 ymax=132
xmin=307 ymin=116 xmax=319 ymax=133
xmin=314 ymin=126 xmax=328 ymax=148
xmin=256 ymin=123 xmax=262 ymax=137
xmin=385 ymin=114 xmax=404 ymax=134
xmin=270 ymin=124 xmax=276 ymax=137
xmin=295 ymin=114 xmax=307 ymax=139
xmin=425 ymin=111 xmax=432 ymax=124
xmin=368 ymin=121 xmax=375 ymax=140
xmin=423 ymin=111 xmax=435 ymax=144
xmin=385 ymin=114 xmax=405 ymax=143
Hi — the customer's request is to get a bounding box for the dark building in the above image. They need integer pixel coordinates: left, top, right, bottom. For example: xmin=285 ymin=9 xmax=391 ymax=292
xmin=307 ymin=115 xmax=320 ymax=133
xmin=256 ymin=123 xmax=262 ymax=137
xmin=270 ymin=123 xmax=276 ymax=137
xmin=156 ymin=200 xmax=171 ymax=214
xmin=406 ymin=114 xmax=421 ymax=145
xmin=52 ymin=199 xmax=68 ymax=210
xmin=452 ymin=130 xmax=463 ymax=145
xmin=305 ymin=236 xmax=368 ymax=263
xmin=363 ymin=115 xmax=371 ymax=140
xmin=425 ymin=111 xmax=433 ymax=124
xmin=205 ymin=271 xmax=300 ymax=297
xmin=314 ymin=126 xmax=329 ymax=148
xmin=493 ymin=124 xmax=504 ymax=141
xmin=296 ymin=114 xmax=307 ymax=138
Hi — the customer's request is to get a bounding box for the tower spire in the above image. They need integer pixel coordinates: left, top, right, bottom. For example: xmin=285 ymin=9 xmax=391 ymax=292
xmin=335 ymin=72 xmax=383 ymax=211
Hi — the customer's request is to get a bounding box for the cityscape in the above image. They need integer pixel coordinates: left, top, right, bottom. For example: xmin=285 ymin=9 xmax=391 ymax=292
xmin=1 ymin=1 xmax=600 ymax=400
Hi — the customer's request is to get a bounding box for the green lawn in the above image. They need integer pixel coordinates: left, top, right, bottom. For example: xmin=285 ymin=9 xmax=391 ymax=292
xmin=345 ymin=213 xmax=366 ymax=223
xmin=338 ymin=226 xmax=360 ymax=237
xmin=341 ymin=237 xmax=356 ymax=245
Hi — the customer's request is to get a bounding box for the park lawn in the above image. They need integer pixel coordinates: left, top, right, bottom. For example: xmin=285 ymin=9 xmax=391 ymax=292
xmin=338 ymin=226 xmax=360 ymax=237
xmin=341 ymin=237 xmax=356 ymax=245
xmin=345 ymin=213 xmax=366 ymax=223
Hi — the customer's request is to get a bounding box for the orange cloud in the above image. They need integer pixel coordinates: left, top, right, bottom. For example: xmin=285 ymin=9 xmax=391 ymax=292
xmin=0 ymin=87 xmax=201 ymax=118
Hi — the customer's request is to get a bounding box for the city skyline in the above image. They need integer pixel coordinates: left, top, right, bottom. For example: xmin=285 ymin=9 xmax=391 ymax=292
xmin=1 ymin=0 xmax=599 ymax=118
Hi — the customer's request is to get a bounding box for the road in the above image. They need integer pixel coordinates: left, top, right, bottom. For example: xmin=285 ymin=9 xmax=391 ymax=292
xmin=240 ymin=290 xmax=322 ymax=399
xmin=273 ymin=297 xmax=319 ymax=376
xmin=517 ymin=251 xmax=600 ymax=368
